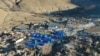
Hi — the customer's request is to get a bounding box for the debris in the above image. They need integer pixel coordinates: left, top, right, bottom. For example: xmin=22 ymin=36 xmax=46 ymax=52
xmin=15 ymin=37 xmax=25 ymax=44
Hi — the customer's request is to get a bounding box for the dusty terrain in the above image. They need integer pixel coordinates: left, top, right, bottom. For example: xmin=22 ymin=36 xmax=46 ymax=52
xmin=0 ymin=0 xmax=100 ymax=31
xmin=0 ymin=0 xmax=78 ymax=31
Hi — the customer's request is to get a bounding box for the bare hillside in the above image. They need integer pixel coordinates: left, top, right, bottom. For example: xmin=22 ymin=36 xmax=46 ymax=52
xmin=0 ymin=0 xmax=78 ymax=30
xmin=0 ymin=0 xmax=100 ymax=30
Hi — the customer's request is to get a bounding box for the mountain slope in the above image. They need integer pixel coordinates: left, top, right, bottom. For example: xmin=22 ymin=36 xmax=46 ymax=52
xmin=18 ymin=0 xmax=77 ymax=13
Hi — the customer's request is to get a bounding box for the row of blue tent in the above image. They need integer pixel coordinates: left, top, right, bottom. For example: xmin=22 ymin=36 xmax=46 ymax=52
xmin=26 ymin=30 xmax=66 ymax=48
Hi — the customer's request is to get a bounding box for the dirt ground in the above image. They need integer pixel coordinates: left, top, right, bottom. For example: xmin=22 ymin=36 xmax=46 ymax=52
xmin=0 ymin=0 xmax=78 ymax=31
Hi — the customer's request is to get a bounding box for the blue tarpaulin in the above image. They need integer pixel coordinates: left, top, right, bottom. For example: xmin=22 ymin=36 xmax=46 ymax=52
xmin=26 ymin=30 xmax=66 ymax=48
xmin=53 ymin=31 xmax=65 ymax=39
xmin=26 ymin=42 xmax=36 ymax=48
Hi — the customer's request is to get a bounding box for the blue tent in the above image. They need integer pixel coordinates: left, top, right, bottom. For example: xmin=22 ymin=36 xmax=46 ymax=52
xmin=43 ymin=35 xmax=48 ymax=38
xmin=40 ymin=34 xmax=44 ymax=38
xmin=26 ymin=42 xmax=36 ymax=48
xmin=31 ymin=33 xmax=48 ymax=39
xmin=38 ymin=41 xmax=45 ymax=46
xmin=31 ymin=33 xmax=38 ymax=37
xmin=31 ymin=33 xmax=42 ymax=39
xmin=53 ymin=31 xmax=65 ymax=39
xmin=27 ymin=31 xmax=66 ymax=48
xmin=43 ymin=37 xmax=52 ymax=43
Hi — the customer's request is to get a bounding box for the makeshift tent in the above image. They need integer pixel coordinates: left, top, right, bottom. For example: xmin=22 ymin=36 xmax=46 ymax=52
xmin=52 ymin=31 xmax=65 ymax=39
xmin=26 ymin=30 xmax=66 ymax=48
xmin=26 ymin=42 xmax=36 ymax=48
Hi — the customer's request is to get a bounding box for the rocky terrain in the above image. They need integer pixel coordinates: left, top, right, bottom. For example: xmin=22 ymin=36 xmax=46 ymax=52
xmin=0 ymin=0 xmax=100 ymax=56
xmin=0 ymin=0 xmax=77 ymax=31
xmin=0 ymin=0 xmax=100 ymax=31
